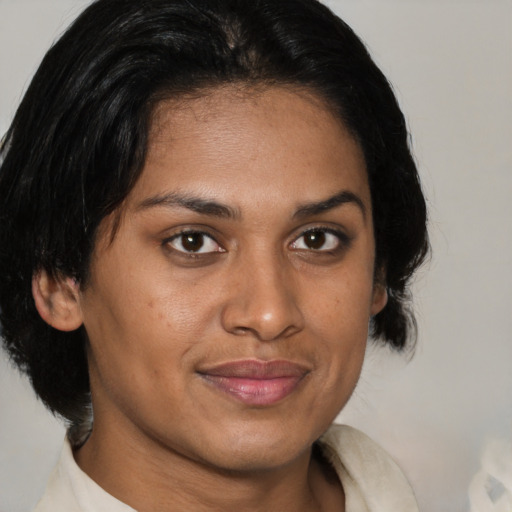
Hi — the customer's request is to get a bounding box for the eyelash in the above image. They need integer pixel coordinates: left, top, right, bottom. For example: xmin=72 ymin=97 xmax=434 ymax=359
xmin=290 ymin=228 xmax=351 ymax=254
xmin=165 ymin=230 xmax=225 ymax=256
xmin=164 ymin=227 xmax=351 ymax=257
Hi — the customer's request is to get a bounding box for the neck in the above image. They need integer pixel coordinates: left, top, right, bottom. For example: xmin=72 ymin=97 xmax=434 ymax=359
xmin=74 ymin=418 xmax=343 ymax=512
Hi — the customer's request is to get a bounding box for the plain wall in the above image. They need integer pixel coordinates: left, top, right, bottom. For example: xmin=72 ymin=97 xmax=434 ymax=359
xmin=1 ymin=1 xmax=511 ymax=511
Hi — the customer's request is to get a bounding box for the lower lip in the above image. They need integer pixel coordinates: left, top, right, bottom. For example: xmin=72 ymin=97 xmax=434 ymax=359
xmin=201 ymin=375 xmax=304 ymax=406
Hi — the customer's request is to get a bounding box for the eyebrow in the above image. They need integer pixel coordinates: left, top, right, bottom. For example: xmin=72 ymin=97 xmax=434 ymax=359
xmin=136 ymin=189 xmax=366 ymax=221
xmin=136 ymin=192 xmax=240 ymax=219
xmin=293 ymin=190 xmax=367 ymax=220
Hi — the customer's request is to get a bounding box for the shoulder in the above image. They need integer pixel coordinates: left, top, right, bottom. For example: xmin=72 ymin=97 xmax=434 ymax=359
xmin=319 ymin=424 xmax=419 ymax=512
xmin=32 ymin=438 xmax=135 ymax=512
xmin=32 ymin=441 xmax=82 ymax=512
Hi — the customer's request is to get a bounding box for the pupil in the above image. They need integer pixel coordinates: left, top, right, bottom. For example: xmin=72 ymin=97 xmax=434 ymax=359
xmin=305 ymin=231 xmax=325 ymax=249
xmin=182 ymin=233 xmax=204 ymax=252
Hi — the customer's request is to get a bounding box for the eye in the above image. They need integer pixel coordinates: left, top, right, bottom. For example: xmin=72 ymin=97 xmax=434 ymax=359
xmin=167 ymin=231 xmax=224 ymax=254
xmin=290 ymin=229 xmax=346 ymax=252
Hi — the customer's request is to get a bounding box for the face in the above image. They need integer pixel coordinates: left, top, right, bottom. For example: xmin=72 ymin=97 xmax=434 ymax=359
xmin=78 ymin=86 xmax=386 ymax=472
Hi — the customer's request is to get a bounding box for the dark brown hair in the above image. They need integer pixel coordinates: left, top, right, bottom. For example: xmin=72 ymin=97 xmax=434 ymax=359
xmin=0 ymin=0 xmax=429 ymax=425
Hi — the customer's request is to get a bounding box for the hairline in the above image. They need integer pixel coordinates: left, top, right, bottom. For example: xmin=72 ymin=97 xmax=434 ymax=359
xmin=92 ymin=80 xmax=368 ymax=258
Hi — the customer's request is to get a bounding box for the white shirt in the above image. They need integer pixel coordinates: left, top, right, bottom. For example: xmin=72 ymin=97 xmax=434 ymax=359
xmin=33 ymin=424 xmax=419 ymax=511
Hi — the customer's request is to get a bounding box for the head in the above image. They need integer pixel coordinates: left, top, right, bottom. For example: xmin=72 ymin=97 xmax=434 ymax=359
xmin=0 ymin=0 xmax=428 ymax=434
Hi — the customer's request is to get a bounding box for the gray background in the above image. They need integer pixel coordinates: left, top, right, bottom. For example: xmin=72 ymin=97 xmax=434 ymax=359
xmin=1 ymin=0 xmax=511 ymax=511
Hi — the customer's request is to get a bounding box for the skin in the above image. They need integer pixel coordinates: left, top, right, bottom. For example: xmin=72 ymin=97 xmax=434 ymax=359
xmin=36 ymin=85 xmax=387 ymax=511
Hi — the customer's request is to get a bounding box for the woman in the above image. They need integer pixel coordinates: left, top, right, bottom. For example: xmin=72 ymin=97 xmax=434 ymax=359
xmin=0 ymin=0 xmax=429 ymax=510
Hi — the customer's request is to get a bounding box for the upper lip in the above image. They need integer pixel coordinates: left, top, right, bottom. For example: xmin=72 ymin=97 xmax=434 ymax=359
xmin=197 ymin=359 xmax=310 ymax=379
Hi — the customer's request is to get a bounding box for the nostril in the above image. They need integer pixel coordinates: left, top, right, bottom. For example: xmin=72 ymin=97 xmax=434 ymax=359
xmin=220 ymin=266 xmax=305 ymax=341
xmin=232 ymin=326 xmax=251 ymax=336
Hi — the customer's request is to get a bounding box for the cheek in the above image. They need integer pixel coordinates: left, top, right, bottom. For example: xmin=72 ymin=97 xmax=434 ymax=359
xmin=81 ymin=288 xmax=193 ymax=426
xmin=301 ymin=270 xmax=372 ymax=392
xmin=81 ymin=270 xmax=223 ymax=413
xmin=84 ymin=247 xmax=212 ymax=339
xmin=304 ymin=271 xmax=373 ymax=340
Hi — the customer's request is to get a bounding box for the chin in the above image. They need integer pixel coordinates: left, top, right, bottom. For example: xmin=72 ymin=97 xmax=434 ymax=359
xmin=189 ymin=421 xmax=323 ymax=474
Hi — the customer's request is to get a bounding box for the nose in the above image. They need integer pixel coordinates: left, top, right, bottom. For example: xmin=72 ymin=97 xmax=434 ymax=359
xmin=220 ymin=252 xmax=305 ymax=342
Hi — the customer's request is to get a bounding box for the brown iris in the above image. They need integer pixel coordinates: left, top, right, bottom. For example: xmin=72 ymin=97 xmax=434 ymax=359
xmin=181 ymin=233 xmax=204 ymax=252
xmin=303 ymin=231 xmax=326 ymax=250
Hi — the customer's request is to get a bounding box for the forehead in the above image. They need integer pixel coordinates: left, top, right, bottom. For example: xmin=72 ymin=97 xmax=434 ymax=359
xmin=127 ymin=85 xmax=370 ymax=215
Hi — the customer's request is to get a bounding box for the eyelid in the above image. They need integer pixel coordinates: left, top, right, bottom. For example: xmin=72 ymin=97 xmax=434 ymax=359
xmin=165 ymin=229 xmax=225 ymax=255
xmin=289 ymin=226 xmax=351 ymax=251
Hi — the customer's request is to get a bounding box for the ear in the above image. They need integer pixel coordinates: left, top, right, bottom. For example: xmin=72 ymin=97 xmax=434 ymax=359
xmin=370 ymin=266 xmax=388 ymax=316
xmin=32 ymin=270 xmax=83 ymax=331
xmin=370 ymin=281 xmax=388 ymax=316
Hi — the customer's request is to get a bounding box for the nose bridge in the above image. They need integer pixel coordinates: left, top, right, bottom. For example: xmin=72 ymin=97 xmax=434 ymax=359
xmin=221 ymin=245 xmax=304 ymax=341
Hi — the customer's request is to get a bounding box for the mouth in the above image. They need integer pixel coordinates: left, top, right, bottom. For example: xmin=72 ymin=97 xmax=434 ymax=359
xmin=197 ymin=359 xmax=310 ymax=406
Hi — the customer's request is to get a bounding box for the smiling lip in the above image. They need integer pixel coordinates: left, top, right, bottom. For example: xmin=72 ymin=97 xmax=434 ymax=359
xmin=197 ymin=360 xmax=309 ymax=406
